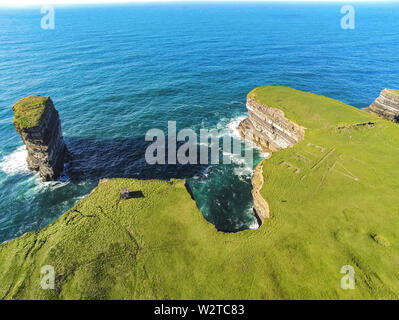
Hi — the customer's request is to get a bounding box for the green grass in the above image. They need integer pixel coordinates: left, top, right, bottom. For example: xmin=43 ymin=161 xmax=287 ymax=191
xmin=13 ymin=95 xmax=50 ymax=129
xmin=389 ymin=89 xmax=399 ymax=95
xmin=249 ymin=86 xmax=374 ymax=129
xmin=253 ymin=87 xmax=399 ymax=299
xmin=1 ymin=86 xmax=399 ymax=299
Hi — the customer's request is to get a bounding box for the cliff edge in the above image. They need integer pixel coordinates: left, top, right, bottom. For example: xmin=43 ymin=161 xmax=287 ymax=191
xmin=2 ymin=87 xmax=399 ymax=300
xmin=365 ymin=89 xmax=399 ymax=122
xmin=13 ymin=96 xmax=68 ymax=181
xmin=238 ymin=96 xmax=305 ymax=152
xmin=238 ymin=88 xmax=306 ymax=223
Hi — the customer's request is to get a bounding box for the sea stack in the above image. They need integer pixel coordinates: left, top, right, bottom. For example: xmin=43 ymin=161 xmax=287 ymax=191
xmin=12 ymin=95 xmax=68 ymax=181
xmin=238 ymin=95 xmax=305 ymax=152
xmin=365 ymin=89 xmax=399 ymax=123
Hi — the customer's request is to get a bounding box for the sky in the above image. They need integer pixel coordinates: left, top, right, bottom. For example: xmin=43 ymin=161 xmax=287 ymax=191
xmin=0 ymin=0 xmax=392 ymax=7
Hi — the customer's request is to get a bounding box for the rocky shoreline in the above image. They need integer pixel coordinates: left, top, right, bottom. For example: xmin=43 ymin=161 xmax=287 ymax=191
xmin=238 ymin=95 xmax=305 ymax=224
xmin=251 ymin=161 xmax=269 ymax=223
xmin=3 ymin=86 xmax=399 ymax=299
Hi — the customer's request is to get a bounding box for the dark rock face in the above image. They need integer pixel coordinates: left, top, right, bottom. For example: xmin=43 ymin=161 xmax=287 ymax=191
xmin=365 ymin=89 xmax=399 ymax=123
xmin=13 ymin=97 xmax=68 ymax=181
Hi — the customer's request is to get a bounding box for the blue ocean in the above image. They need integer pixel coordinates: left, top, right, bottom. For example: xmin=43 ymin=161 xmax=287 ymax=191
xmin=0 ymin=3 xmax=398 ymax=242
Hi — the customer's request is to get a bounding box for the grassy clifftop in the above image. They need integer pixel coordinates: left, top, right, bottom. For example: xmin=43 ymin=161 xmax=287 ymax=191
xmin=248 ymin=86 xmax=374 ymax=129
xmin=0 ymin=179 xmax=220 ymax=299
xmin=12 ymin=95 xmax=50 ymax=130
xmin=1 ymin=87 xmax=399 ymax=299
xmin=253 ymin=86 xmax=399 ymax=299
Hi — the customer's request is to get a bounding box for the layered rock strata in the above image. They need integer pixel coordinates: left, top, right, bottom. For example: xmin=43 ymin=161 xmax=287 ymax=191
xmin=238 ymin=96 xmax=305 ymax=223
xmin=238 ymin=97 xmax=305 ymax=152
xmin=365 ymin=89 xmax=399 ymax=123
xmin=13 ymin=96 xmax=68 ymax=181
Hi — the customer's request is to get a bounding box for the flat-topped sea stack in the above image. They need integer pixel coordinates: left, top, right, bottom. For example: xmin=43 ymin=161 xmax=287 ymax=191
xmin=12 ymin=96 xmax=68 ymax=181
xmin=365 ymin=89 xmax=399 ymax=122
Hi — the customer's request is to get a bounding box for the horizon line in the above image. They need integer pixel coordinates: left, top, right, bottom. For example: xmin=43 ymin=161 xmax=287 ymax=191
xmin=1 ymin=0 xmax=398 ymax=9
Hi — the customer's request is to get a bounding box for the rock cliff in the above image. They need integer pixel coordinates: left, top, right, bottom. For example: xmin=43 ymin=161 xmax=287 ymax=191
xmin=2 ymin=87 xmax=399 ymax=300
xmin=238 ymin=97 xmax=305 ymax=152
xmin=12 ymin=96 xmax=68 ymax=181
xmin=365 ymin=89 xmax=399 ymax=122
xmin=238 ymin=95 xmax=305 ymax=224
xmin=251 ymin=161 xmax=269 ymax=222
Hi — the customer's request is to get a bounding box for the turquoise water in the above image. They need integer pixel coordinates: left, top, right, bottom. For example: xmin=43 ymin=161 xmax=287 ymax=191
xmin=0 ymin=3 xmax=398 ymax=242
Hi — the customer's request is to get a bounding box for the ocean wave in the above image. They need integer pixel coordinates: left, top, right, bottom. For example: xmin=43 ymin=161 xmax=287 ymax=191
xmin=0 ymin=146 xmax=30 ymax=176
xmin=225 ymin=115 xmax=247 ymax=139
xmin=221 ymin=115 xmax=271 ymax=159
xmin=0 ymin=146 xmax=71 ymax=190
xmin=222 ymin=151 xmax=248 ymax=166
xmin=249 ymin=219 xmax=259 ymax=230
xmin=233 ymin=166 xmax=253 ymax=178
xmin=215 ymin=115 xmax=247 ymax=139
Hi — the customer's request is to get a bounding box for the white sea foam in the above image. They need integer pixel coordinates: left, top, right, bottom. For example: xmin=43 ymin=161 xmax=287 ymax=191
xmin=0 ymin=146 xmax=71 ymax=192
xmin=215 ymin=115 xmax=247 ymax=139
xmin=201 ymin=166 xmax=210 ymax=177
xmin=33 ymin=179 xmax=70 ymax=193
xmin=229 ymin=116 xmax=271 ymax=159
xmin=249 ymin=219 xmax=260 ymax=230
xmin=226 ymin=115 xmax=247 ymax=139
xmin=0 ymin=146 xmax=30 ymax=175
xmin=234 ymin=166 xmax=253 ymax=178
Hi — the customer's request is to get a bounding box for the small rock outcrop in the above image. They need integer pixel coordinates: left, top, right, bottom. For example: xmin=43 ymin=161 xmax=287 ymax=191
xmin=13 ymin=95 xmax=68 ymax=181
xmin=238 ymin=97 xmax=305 ymax=152
xmin=365 ymin=89 xmax=399 ymax=123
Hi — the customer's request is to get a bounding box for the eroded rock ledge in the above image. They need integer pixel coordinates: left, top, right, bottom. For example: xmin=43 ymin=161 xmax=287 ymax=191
xmin=13 ymin=96 xmax=68 ymax=181
xmin=238 ymin=97 xmax=305 ymax=152
xmin=238 ymin=96 xmax=305 ymax=223
xmin=365 ymin=89 xmax=399 ymax=123
xmin=251 ymin=161 xmax=269 ymax=222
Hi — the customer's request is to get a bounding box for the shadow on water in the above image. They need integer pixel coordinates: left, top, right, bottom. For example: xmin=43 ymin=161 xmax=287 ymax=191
xmin=65 ymin=137 xmax=209 ymax=183
xmin=0 ymin=136 xmax=257 ymax=243
xmin=63 ymin=136 xmax=260 ymax=233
